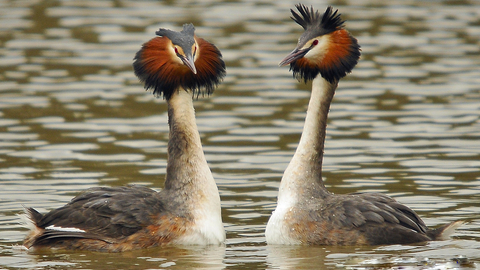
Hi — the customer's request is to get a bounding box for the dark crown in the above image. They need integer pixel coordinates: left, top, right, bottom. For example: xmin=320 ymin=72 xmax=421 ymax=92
xmin=156 ymin=24 xmax=196 ymax=48
xmin=292 ymin=5 xmax=344 ymax=35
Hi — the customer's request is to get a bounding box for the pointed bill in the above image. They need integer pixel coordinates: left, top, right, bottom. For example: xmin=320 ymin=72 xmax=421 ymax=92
xmin=279 ymin=48 xmax=310 ymax=66
xmin=181 ymin=53 xmax=197 ymax=74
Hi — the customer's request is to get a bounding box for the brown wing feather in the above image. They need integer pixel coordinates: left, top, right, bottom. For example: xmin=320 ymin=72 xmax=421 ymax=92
xmin=301 ymin=193 xmax=432 ymax=245
xmin=27 ymin=185 xmax=165 ymax=245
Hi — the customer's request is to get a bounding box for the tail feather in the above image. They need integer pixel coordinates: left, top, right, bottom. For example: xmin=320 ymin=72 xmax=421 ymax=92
xmin=23 ymin=207 xmax=44 ymax=248
xmin=427 ymin=220 xmax=464 ymax=240
xmin=25 ymin=207 xmax=43 ymax=224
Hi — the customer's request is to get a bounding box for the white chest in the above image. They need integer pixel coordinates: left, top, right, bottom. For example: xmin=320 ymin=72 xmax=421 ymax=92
xmin=173 ymin=194 xmax=225 ymax=245
xmin=265 ymin=200 xmax=301 ymax=245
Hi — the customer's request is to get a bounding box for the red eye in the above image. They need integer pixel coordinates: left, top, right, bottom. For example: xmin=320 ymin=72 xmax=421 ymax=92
xmin=174 ymin=47 xmax=179 ymax=54
xmin=312 ymin=40 xmax=318 ymax=46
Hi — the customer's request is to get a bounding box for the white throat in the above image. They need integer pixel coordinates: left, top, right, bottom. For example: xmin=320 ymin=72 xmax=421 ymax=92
xmin=278 ymin=77 xmax=334 ymax=203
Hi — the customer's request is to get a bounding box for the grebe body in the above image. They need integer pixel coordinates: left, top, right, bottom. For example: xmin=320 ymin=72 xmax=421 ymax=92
xmin=265 ymin=5 xmax=462 ymax=246
xmin=24 ymin=24 xmax=226 ymax=252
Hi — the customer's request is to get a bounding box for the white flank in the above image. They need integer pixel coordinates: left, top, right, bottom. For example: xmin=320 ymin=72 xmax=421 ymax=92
xmin=45 ymin=225 xmax=86 ymax=233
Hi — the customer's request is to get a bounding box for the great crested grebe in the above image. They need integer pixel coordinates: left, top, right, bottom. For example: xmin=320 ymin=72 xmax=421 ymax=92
xmin=24 ymin=23 xmax=226 ymax=252
xmin=265 ymin=5 xmax=462 ymax=245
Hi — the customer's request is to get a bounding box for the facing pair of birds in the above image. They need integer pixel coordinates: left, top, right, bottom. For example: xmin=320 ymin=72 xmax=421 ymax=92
xmin=23 ymin=4 xmax=462 ymax=252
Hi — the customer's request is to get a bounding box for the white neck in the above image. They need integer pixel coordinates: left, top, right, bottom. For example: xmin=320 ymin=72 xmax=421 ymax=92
xmin=164 ymin=89 xmax=225 ymax=244
xmin=266 ymin=76 xmax=337 ymax=244
xmin=278 ymin=77 xmax=337 ymax=203
xmin=165 ymin=90 xmax=210 ymax=188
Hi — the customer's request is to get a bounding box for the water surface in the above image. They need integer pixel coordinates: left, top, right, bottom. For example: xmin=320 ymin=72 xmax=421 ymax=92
xmin=0 ymin=0 xmax=479 ymax=269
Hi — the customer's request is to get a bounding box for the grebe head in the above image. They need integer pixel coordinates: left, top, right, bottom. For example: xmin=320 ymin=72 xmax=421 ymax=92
xmin=279 ymin=5 xmax=361 ymax=83
xmin=156 ymin=23 xmax=198 ymax=75
xmin=133 ymin=23 xmax=226 ymax=100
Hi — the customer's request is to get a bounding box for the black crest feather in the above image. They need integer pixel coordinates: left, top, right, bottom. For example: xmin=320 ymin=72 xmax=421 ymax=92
xmin=291 ymin=4 xmax=344 ymax=35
